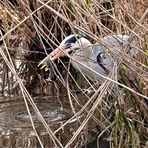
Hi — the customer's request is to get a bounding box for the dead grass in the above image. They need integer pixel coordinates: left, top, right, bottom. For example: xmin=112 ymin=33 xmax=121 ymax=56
xmin=0 ymin=0 xmax=148 ymax=147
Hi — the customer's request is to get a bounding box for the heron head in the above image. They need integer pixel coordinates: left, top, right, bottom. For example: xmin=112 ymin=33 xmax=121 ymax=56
xmin=38 ymin=34 xmax=91 ymax=68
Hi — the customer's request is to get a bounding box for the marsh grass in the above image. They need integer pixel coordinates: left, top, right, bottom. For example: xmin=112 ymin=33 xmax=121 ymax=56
xmin=0 ymin=0 xmax=148 ymax=147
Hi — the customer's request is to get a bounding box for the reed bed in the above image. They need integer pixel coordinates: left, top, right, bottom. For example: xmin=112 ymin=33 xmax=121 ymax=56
xmin=0 ymin=0 xmax=148 ymax=147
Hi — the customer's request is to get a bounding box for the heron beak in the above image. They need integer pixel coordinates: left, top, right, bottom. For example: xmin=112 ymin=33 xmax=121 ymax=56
xmin=49 ymin=44 xmax=71 ymax=61
xmin=49 ymin=46 xmax=66 ymax=61
xmin=38 ymin=45 xmax=71 ymax=69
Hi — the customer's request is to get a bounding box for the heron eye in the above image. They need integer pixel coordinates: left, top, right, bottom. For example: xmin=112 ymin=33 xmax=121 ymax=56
xmin=64 ymin=43 xmax=72 ymax=49
xmin=65 ymin=43 xmax=71 ymax=46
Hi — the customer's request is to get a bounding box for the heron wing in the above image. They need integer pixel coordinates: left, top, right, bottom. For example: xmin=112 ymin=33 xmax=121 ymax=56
xmin=91 ymin=45 xmax=113 ymax=75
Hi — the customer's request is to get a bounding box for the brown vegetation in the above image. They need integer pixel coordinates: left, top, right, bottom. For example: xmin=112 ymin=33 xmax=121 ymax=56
xmin=0 ymin=0 xmax=148 ymax=147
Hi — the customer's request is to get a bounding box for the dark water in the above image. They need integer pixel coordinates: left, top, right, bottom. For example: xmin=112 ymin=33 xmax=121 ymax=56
xmin=0 ymin=96 xmax=77 ymax=147
xmin=0 ymin=95 xmax=109 ymax=147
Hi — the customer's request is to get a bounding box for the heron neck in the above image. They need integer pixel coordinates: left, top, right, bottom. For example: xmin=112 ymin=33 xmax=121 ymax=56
xmin=72 ymin=44 xmax=93 ymax=61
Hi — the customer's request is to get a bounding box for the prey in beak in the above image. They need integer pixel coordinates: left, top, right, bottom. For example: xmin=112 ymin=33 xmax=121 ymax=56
xmin=38 ymin=55 xmax=51 ymax=70
xmin=38 ymin=44 xmax=71 ymax=69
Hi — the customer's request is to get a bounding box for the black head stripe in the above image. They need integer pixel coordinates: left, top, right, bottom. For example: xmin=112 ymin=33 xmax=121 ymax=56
xmin=65 ymin=35 xmax=81 ymax=44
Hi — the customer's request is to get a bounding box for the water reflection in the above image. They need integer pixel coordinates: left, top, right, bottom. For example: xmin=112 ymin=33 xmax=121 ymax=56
xmin=0 ymin=96 xmax=76 ymax=147
xmin=0 ymin=96 xmax=73 ymax=126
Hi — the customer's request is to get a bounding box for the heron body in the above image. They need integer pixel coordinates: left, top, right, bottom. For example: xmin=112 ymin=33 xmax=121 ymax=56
xmin=70 ymin=44 xmax=113 ymax=84
xmin=39 ymin=34 xmax=135 ymax=85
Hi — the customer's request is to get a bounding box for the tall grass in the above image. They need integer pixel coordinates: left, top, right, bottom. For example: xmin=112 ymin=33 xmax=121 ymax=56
xmin=0 ymin=0 xmax=147 ymax=147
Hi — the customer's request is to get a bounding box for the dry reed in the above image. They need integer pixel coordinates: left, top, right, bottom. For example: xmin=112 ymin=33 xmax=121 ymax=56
xmin=0 ymin=0 xmax=148 ymax=147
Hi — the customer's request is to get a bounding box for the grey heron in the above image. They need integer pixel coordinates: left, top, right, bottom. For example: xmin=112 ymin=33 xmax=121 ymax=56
xmin=38 ymin=34 xmax=135 ymax=85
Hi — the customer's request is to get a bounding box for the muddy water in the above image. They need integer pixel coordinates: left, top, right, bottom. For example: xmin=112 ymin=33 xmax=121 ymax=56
xmin=0 ymin=96 xmax=80 ymax=147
